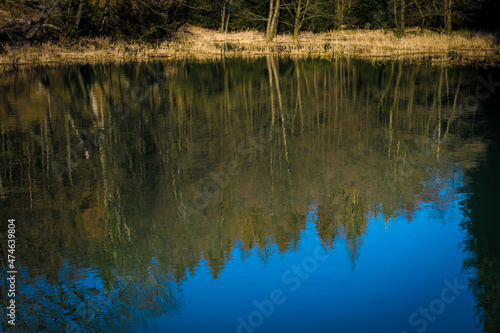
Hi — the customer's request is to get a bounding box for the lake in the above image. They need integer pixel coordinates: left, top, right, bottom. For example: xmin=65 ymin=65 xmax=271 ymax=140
xmin=1 ymin=58 xmax=499 ymax=333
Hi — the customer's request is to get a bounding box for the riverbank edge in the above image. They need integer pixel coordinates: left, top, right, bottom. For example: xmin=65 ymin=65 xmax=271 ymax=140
xmin=1 ymin=25 xmax=500 ymax=71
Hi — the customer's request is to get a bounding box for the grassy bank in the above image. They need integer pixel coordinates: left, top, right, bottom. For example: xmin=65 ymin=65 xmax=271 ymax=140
xmin=1 ymin=25 xmax=500 ymax=70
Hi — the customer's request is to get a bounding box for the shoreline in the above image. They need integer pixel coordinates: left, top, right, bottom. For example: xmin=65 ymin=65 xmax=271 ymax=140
xmin=1 ymin=26 xmax=500 ymax=71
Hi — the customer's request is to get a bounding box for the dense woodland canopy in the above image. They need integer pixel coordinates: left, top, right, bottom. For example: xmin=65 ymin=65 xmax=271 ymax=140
xmin=0 ymin=0 xmax=498 ymax=44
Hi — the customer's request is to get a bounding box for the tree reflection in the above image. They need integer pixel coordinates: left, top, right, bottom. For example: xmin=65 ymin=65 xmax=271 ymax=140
xmin=0 ymin=262 xmax=181 ymax=332
xmin=460 ymin=95 xmax=500 ymax=333
xmin=0 ymin=58 xmax=490 ymax=331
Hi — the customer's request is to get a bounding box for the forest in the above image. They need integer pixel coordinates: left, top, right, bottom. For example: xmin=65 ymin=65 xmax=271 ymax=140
xmin=0 ymin=0 xmax=498 ymax=45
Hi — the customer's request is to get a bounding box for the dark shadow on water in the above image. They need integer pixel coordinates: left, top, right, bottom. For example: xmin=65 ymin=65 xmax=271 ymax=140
xmin=461 ymin=80 xmax=500 ymax=333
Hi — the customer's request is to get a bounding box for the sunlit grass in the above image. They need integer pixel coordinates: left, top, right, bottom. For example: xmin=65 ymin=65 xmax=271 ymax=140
xmin=1 ymin=25 xmax=499 ymax=70
xmin=166 ymin=26 xmax=499 ymax=64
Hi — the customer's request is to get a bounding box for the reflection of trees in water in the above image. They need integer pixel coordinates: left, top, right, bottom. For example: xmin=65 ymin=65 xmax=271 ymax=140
xmin=0 ymin=262 xmax=181 ymax=332
xmin=460 ymin=103 xmax=500 ymax=333
xmin=316 ymin=187 xmax=366 ymax=268
xmin=0 ymin=58 xmax=490 ymax=330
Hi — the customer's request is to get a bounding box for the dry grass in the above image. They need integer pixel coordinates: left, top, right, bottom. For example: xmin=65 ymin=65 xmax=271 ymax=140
xmin=165 ymin=26 xmax=500 ymax=65
xmin=1 ymin=25 xmax=500 ymax=70
xmin=0 ymin=37 xmax=151 ymax=66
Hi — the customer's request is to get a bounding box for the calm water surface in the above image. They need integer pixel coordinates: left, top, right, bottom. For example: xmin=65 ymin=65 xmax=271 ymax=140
xmin=1 ymin=58 xmax=499 ymax=333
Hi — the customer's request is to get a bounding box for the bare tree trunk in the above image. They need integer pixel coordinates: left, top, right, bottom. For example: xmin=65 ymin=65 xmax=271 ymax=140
xmin=66 ymin=0 xmax=73 ymax=26
xmin=100 ymin=0 xmax=110 ymax=32
xmin=220 ymin=0 xmax=232 ymax=32
xmin=336 ymin=0 xmax=343 ymax=30
xmin=394 ymin=0 xmax=399 ymax=35
xmin=220 ymin=2 xmax=226 ymax=32
xmin=266 ymin=0 xmax=274 ymax=39
xmin=271 ymin=0 xmax=280 ymax=38
xmin=266 ymin=0 xmax=280 ymax=41
xmin=393 ymin=0 xmax=405 ymax=37
xmin=293 ymin=0 xmax=302 ymax=40
xmin=73 ymin=0 xmax=84 ymax=35
xmin=225 ymin=12 xmax=230 ymax=32
xmin=445 ymin=0 xmax=452 ymax=34
xmin=401 ymin=0 xmax=405 ymax=34
xmin=414 ymin=0 xmax=426 ymax=32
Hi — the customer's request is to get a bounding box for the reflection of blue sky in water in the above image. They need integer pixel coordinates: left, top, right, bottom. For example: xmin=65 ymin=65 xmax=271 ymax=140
xmin=13 ymin=260 xmax=180 ymax=332
xmin=15 ymin=265 xmax=111 ymax=331
xmin=147 ymin=174 xmax=477 ymax=333
xmin=1 ymin=59 xmax=491 ymax=333
xmin=7 ymin=172 xmax=477 ymax=333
